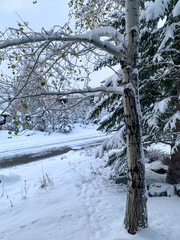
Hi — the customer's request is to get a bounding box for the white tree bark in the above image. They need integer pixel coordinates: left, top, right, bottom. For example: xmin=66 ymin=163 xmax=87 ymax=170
xmin=122 ymin=0 xmax=148 ymax=234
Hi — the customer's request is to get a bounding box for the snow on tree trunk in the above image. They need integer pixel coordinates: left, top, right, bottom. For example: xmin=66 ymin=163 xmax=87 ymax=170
xmin=166 ymin=81 xmax=180 ymax=184
xmin=122 ymin=0 xmax=148 ymax=234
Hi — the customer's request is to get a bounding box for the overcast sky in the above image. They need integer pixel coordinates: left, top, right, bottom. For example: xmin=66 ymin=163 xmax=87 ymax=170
xmin=0 ymin=0 xmax=69 ymax=31
xmin=0 ymin=0 xmax=119 ymax=86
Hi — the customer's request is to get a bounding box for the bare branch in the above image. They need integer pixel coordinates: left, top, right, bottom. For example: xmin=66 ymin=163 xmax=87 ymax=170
xmin=1 ymin=42 xmax=50 ymax=115
xmin=14 ymin=86 xmax=123 ymax=100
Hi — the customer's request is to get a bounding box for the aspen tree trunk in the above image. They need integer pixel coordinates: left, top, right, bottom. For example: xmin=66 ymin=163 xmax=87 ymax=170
xmin=121 ymin=0 xmax=148 ymax=234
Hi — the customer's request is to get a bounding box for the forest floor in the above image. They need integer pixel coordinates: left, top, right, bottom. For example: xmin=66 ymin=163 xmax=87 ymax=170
xmin=0 ymin=125 xmax=179 ymax=240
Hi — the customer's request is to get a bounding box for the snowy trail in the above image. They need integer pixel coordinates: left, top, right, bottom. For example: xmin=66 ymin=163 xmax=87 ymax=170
xmin=0 ymin=150 xmax=180 ymax=240
xmin=68 ymin=157 xmax=127 ymax=239
xmin=0 ymin=151 xmax=125 ymax=240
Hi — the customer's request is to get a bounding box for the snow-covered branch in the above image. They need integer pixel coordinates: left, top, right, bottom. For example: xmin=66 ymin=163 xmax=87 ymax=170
xmin=0 ymin=28 xmax=125 ymax=59
xmin=15 ymin=86 xmax=123 ymax=99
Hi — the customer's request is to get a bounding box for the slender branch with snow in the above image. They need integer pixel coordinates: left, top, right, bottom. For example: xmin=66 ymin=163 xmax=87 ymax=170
xmin=0 ymin=27 xmax=125 ymax=59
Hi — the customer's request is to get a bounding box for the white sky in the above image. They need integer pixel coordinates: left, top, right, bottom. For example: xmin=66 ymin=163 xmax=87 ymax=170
xmin=0 ymin=0 xmax=119 ymax=86
xmin=0 ymin=0 xmax=69 ymax=31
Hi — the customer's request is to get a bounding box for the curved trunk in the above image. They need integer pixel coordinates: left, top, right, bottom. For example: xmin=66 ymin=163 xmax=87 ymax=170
xmin=122 ymin=0 xmax=148 ymax=234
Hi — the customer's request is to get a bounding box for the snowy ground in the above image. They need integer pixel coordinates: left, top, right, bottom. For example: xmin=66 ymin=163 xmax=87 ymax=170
xmin=0 ymin=126 xmax=180 ymax=240
xmin=0 ymin=124 xmax=109 ymax=160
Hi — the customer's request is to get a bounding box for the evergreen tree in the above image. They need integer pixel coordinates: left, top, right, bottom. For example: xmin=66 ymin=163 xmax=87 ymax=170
xmin=140 ymin=0 xmax=180 ymax=183
xmin=33 ymin=108 xmax=51 ymax=132
xmin=55 ymin=101 xmax=74 ymax=133
xmin=88 ymin=1 xmax=180 ymax=184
